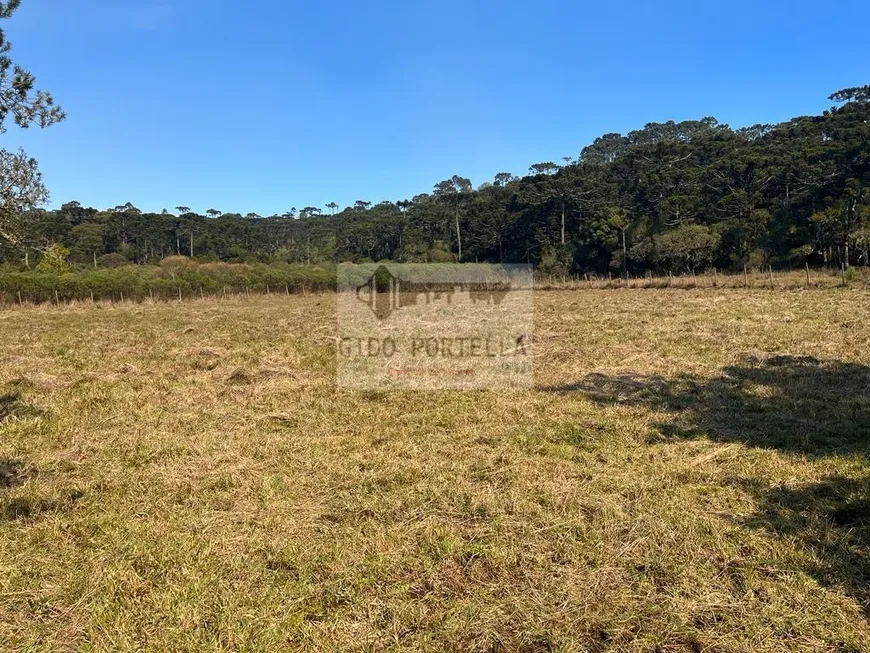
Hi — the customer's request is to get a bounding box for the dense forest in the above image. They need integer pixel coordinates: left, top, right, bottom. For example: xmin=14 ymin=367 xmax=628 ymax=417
xmin=4 ymin=86 xmax=870 ymax=277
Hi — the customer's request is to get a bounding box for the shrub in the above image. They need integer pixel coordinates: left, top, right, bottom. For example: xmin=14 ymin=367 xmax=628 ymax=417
xmin=159 ymin=256 xmax=198 ymax=278
xmin=0 ymin=262 xmax=338 ymax=303
xmin=844 ymin=266 xmax=863 ymax=283
xmin=97 ymin=253 xmax=129 ymax=269
xmin=36 ymin=244 xmax=71 ymax=273
xmin=746 ymin=248 xmax=770 ymax=272
xmin=655 ymin=225 xmax=720 ymax=272
xmin=537 ymin=244 xmax=572 ymax=278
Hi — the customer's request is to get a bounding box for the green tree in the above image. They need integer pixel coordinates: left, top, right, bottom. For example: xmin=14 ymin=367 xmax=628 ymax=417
xmin=433 ymin=175 xmax=472 ymax=261
xmin=529 ymin=161 xmax=560 ymax=176
xmin=0 ymin=148 xmax=48 ymax=245
xmin=655 ymin=224 xmax=720 ymax=272
xmin=493 ymin=172 xmax=515 ymax=187
xmin=829 ymin=86 xmax=870 ymax=105
xmin=70 ymin=222 xmax=105 ymax=266
xmin=607 ymin=207 xmax=630 ymax=278
xmin=0 ymin=1 xmax=64 ymax=248
xmin=299 ymin=206 xmax=322 ymax=218
xmin=0 ymin=1 xmax=64 ymax=133
xmin=36 ymin=242 xmax=69 ymax=273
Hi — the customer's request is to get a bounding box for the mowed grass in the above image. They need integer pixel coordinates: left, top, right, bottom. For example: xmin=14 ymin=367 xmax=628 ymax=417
xmin=0 ymin=288 xmax=869 ymax=652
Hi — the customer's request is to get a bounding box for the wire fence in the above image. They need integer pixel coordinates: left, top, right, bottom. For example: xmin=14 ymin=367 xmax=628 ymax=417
xmin=0 ymin=266 xmax=867 ymax=308
xmin=536 ymin=266 xmax=869 ymax=292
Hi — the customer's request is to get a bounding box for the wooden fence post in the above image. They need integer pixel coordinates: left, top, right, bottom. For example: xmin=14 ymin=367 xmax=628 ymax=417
xmin=743 ymin=264 xmax=749 ymax=288
xmin=768 ymin=266 xmax=774 ymax=289
xmin=805 ymin=262 xmax=811 ymax=288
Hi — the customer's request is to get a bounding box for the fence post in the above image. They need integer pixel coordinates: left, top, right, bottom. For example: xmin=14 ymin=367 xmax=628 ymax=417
xmin=17 ymin=291 xmax=21 ymax=305
xmin=743 ymin=264 xmax=749 ymax=288
xmin=713 ymin=267 xmax=718 ymax=287
xmin=178 ymin=287 xmax=182 ymax=302
xmin=200 ymin=286 xmax=204 ymax=299
xmin=768 ymin=266 xmax=774 ymax=289
xmin=805 ymin=262 xmax=810 ymax=288
xmin=842 ymin=263 xmax=847 ymax=287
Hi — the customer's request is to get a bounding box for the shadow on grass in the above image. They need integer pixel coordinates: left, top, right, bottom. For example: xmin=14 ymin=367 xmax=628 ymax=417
xmin=2 ymin=391 xmax=59 ymax=521
xmin=543 ymin=354 xmax=870 ymax=614
xmin=0 ymin=457 xmax=83 ymax=522
xmin=742 ymin=475 xmax=870 ymax=617
xmin=0 ymin=490 xmax=84 ymax=521
xmin=1 ymin=393 xmax=43 ymax=492
xmin=545 ymin=354 xmax=870 ymax=456
xmin=0 ymin=391 xmax=43 ymax=423
xmin=0 ymin=393 xmax=23 ymax=422
xmin=0 ymin=458 xmax=32 ymax=489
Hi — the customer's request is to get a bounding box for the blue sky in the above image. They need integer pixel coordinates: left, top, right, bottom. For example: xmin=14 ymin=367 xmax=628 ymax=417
xmin=4 ymin=0 xmax=870 ymax=215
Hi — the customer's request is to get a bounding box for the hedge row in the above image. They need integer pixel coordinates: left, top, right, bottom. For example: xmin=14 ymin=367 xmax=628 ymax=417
xmin=0 ymin=262 xmax=336 ymax=304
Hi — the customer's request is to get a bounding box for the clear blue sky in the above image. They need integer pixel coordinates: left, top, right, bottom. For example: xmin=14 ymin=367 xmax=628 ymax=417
xmin=4 ymin=0 xmax=870 ymax=215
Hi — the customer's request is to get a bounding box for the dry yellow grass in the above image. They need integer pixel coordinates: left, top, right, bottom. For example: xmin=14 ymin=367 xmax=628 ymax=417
xmin=0 ymin=288 xmax=869 ymax=651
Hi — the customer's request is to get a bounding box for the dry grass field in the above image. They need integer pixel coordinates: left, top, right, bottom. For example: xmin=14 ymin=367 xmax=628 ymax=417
xmin=0 ymin=288 xmax=869 ymax=651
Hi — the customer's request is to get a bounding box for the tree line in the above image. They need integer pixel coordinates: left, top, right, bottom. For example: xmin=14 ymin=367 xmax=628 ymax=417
xmin=7 ymin=84 xmax=868 ymax=277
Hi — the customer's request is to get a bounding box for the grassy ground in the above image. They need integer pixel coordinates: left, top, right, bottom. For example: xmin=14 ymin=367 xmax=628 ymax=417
xmin=0 ymin=289 xmax=868 ymax=651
